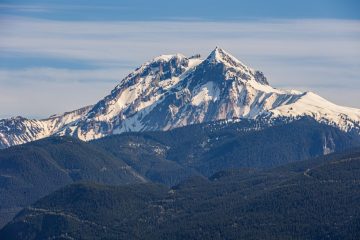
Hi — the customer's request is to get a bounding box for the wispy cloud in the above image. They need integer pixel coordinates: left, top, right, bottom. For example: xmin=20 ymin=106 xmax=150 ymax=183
xmin=1 ymin=17 xmax=359 ymax=64
xmin=0 ymin=67 xmax=132 ymax=85
xmin=0 ymin=17 xmax=359 ymax=118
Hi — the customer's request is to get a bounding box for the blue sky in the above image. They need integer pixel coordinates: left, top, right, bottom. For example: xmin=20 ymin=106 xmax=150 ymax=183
xmin=2 ymin=0 xmax=360 ymax=20
xmin=0 ymin=0 xmax=359 ymax=118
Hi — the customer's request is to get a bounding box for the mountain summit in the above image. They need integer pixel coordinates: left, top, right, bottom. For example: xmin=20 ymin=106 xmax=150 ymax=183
xmin=1 ymin=47 xmax=360 ymax=148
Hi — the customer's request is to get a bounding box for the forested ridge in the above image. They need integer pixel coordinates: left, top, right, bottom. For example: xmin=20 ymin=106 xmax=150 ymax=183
xmin=1 ymin=147 xmax=360 ymax=239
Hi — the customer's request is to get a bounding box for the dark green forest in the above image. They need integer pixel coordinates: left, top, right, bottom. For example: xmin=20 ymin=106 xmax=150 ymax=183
xmin=1 ymin=147 xmax=360 ymax=239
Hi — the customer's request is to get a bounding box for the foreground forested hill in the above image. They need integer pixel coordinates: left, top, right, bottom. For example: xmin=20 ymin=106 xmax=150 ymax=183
xmin=0 ymin=137 xmax=144 ymax=227
xmin=1 ymin=147 xmax=360 ymax=239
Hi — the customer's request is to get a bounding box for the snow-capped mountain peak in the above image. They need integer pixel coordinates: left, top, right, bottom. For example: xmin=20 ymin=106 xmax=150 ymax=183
xmin=205 ymin=47 xmax=269 ymax=86
xmin=0 ymin=47 xmax=359 ymax=148
xmin=207 ymin=47 xmax=245 ymax=67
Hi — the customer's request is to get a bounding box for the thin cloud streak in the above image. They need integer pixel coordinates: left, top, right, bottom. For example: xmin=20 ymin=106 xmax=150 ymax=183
xmin=0 ymin=68 xmax=132 ymax=85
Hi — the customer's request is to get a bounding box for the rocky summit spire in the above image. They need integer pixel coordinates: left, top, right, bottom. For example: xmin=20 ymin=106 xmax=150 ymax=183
xmin=206 ymin=47 xmax=246 ymax=68
xmin=203 ymin=47 xmax=268 ymax=85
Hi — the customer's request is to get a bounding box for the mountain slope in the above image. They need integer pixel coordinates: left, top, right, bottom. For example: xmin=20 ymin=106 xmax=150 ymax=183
xmin=2 ymin=147 xmax=359 ymax=239
xmin=1 ymin=117 xmax=359 ymax=228
xmin=1 ymin=47 xmax=360 ymax=148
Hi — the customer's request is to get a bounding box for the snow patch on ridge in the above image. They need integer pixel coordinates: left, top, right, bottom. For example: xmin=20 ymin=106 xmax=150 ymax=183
xmin=269 ymin=92 xmax=360 ymax=131
xmin=191 ymin=81 xmax=220 ymax=106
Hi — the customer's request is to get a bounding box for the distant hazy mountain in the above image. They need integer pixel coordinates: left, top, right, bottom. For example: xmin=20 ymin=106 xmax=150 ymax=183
xmin=2 ymin=146 xmax=359 ymax=239
xmin=1 ymin=47 xmax=360 ymax=148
